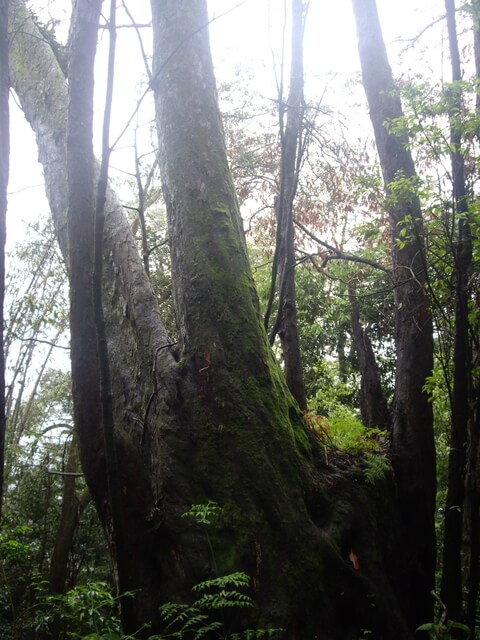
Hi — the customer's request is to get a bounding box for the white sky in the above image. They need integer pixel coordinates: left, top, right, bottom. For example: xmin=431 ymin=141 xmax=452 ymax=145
xmin=7 ymin=0 xmax=448 ymax=250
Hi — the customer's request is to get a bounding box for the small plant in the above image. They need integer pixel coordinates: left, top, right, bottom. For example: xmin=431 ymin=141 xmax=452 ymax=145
xmin=417 ymin=592 xmax=471 ymax=639
xmin=183 ymin=501 xmax=223 ymax=526
xmin=35 ymin=581 xmax=124 ymax=639
xmin=417 ymin=620 xmax=471 ymax=640
xmin=158 ymin=571 xmax=281 ymax=639
xmin=183 ymin=501 xmax=223 ymax=574
xmin=363 ymin=453 xmax=392 ymax=485
xmin=320 ymin=406 xmax=385 ymax=455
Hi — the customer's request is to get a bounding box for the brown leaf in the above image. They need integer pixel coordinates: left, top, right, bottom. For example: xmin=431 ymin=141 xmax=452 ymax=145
xmin=349 ymin=548 xmax=360 ymax=571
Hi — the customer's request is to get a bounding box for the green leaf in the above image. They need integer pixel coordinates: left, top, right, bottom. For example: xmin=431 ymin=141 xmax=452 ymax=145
xmin=416 ymin=623 xmax=433 ymax=631
xmin=447 ymin=620 xmax=471 ymax=638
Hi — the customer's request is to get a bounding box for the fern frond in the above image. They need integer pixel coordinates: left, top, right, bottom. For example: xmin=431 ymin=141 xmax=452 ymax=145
xmin=193 ymin=572 xmax=250 ymax=592
xmin=192 ymin=621 xmax=223 ymax=639
xmin=194 ymin=590 xmax=253 ymax=610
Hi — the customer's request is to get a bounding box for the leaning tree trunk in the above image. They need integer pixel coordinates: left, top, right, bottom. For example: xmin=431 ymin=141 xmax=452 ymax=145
xmin=0 ymin=0 xmax=8 ymax=521
xmin=352 ymin=0 xmax=436 ymax=630
xmin=10 ymin=0 xmax=420 ymax=636
xmin=10 ymin=0 xmax=178 ymax=631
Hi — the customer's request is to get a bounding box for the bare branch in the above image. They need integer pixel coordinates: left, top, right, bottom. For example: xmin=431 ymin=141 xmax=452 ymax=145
xmin=294 ymin=218 xmax=391 ymax=274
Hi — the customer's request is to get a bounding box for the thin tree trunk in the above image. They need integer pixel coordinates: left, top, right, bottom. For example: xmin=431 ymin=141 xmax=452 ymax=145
xmin=48 ymin=435 xmax=90 ymax=640
xmin=466 ymin=403 xmax=480 ymax=637
xmin=474 ymin=0 xmax=480 ymax=111
xmin=267 ymin=0 xmax=307 ymax=410
xmin=440 ymin=0 xmax=474 ymax=625
xmin=0 ymin=0 xmax=8 ymax=520
xmin=49 ymin=435 xmax=91 ymax=594
xmin=349 ymin=288 xmax=388 ymax=429
xmin=466 ymin=4 xmax=480 ymax=635
xmin=351 ymin=0 xmax=436 ymax=629
xmin=67 ymin=0 xmax=142 ymax=631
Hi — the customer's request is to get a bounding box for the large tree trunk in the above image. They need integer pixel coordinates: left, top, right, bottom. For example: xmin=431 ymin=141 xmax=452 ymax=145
xmin=351 ymin=0 xmax=436 ymax=630
xmin=10 ymin=0 xmax=421 ymax=636
xmin=0 ymin=0 xmax=8 ymax=520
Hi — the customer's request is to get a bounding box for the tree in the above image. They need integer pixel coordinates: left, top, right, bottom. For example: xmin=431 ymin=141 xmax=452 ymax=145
xmin=440 ymin=0 xmax=474 ymax=626
xmin=0 ymin=0 xmax=8 ymax=520
xmin=351 ymin=0 xmax=436 ymax=629
xmin=349 ymin=285 xmax=389 ymax=429
xmin=8 ymin=0 xmax=434 ymax=637
xmin=264 ymin=0 xmax=307 ymax=411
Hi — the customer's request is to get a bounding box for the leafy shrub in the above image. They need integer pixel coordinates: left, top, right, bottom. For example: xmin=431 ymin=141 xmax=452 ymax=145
xmin=35 ymin=581 xmax=122 ymax=639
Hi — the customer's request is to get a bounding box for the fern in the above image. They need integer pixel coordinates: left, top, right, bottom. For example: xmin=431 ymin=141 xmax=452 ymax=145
xmin=364 ymin=453 xmax=392 ymax=485
xmin=194 ymin=590 xmax=253 ymax=610
xmin=231 ymin=629 xmax=284 ymax=639
xmin=157 ymin=571 xmax=281 ymax=639
xmin=192 ymin=573 xmax=250 ymax=592
xmin=182 ymin=501 xmax=222 ymax=525
xmin=156 ymin=504 xmax=283 ymax=639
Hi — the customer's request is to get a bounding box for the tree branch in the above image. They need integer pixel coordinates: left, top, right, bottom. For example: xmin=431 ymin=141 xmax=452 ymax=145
xmin=294 ymin=218 xmax=391 ymax=274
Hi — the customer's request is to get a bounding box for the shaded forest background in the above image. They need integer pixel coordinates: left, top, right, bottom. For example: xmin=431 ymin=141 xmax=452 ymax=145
xmin=0 ymin=0 xmax=479 ymax=639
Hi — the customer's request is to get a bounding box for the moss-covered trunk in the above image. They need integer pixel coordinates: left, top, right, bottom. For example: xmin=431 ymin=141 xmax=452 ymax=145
xmin=149 ymin=2 xmax=413 ymax=637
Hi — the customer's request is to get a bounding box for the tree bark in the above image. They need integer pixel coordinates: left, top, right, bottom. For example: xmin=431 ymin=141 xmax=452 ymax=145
xmin=351 ymin=0 xmax=436 ymax=630
xmin=0 ymin=0 xmax=8 ymax=521
xmin=465 ymin=404 xmax=480 ymax=638
xmin=474 ymin=0 xmax=480 ymax=111
xmin=66 ymin=0 xmax=162 ymax=631
xmin=466 ymin=5 xmax=480 ymax=632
